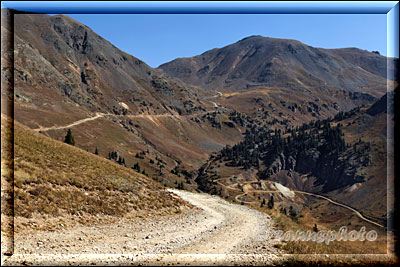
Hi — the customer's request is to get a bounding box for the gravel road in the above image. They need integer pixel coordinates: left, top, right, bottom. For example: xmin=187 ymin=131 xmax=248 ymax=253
xmin=3 ymin=189 xmax=283 ymax=266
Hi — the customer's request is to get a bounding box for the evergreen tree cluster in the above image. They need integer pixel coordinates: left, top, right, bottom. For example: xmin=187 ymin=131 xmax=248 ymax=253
xmin=132 ymin=162 xmax=141 ymax=172
xmin=215 ymin=115 xmax=370 ymax=191
xmin=229 ymin=111 xmax=253 ymax=127
xmin=108 ymin=151 xmax=126 ymax=166
xmin=333 ymin=106 xmax=361 ymax=121
xmin=135 ymin=151 xmax=145 ymax=159
xmin=131 ymin=162 xmax=147 ymax=176
xmin=219 ymin=118 xmax=348 ymax=171
xmin=202 ymin=111 xmax=222 ymax=129
xmin=219 ymin=125 xmax=272 ymax=169
xmin=171 ymin=166 xmax=194 ymax=184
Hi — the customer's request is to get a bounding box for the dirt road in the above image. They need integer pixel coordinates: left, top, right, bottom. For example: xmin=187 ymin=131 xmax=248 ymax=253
xmin=293 ymin=190 xmax=385 ymax=228
xmin=31 ymin=91 xmax=226 ymax=133
xmin=214 ymin=179 xmax=384 ymax=228
xmin=32 ymin=110 xmax=210 ymax=133
xmin=33 ymin=113 xmax=111 ymax=132
xmin=4 ymin=189 xmax=282 ymax=266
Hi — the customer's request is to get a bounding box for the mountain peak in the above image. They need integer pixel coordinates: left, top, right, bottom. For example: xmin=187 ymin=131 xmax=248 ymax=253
xmin=159 ymin=36 xmax=388 ymax=95
xmin=238 ymin=35 xmax=264 ymax=41
xmin=237 ymin=35 xmax=304 ymax=45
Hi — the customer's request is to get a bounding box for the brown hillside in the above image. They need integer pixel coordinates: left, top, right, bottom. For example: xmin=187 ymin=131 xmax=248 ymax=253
xmin=1 ymin=115 xmax=191 ymax=234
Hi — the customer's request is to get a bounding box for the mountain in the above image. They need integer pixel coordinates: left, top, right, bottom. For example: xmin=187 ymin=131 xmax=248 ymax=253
xmin=159 ymin=35 xmax=393 ymax=130
xmin=4 ymin=12 xmax=245 ymax=188
xmin=11 ymin=12 xmax=203 ymax=117
xmin=159 ymin=35 xmax=389 ymax=95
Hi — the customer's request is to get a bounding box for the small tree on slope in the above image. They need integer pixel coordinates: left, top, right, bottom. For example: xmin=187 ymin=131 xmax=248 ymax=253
xmin=64 ymin=129 xmax=75 ymax=146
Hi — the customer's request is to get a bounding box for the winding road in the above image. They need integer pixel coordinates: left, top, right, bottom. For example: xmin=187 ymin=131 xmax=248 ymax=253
xmin=5 ymin=189 xmax=282 ymax=266
xmin=293 ymin=190 xmax=385 ymax=228
xmin=32 ymin=104 xmax=385 ymax=230
xmin=215 ymin=180 xmax=385 ymax=228
xmin=205 ymin=91 xmax=223 ymax=108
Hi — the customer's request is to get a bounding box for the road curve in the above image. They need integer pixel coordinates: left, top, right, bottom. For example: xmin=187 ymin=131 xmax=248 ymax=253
xmin=169 ymin=189 xmax=280 ymax=255
xmin=4 ymin=189 xmax=282 ymax=266
xmin=293 ymin=190 xmax=385 ymax=228
xmin=214 ymin=180 xmax=384 ymax=228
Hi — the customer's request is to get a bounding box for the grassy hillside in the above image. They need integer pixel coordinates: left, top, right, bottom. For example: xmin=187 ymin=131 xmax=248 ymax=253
xmin=1 ymin=115 xmax=190 ymax=234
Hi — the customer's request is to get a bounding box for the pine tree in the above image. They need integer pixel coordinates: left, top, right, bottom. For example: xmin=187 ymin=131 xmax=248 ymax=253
xmin=64 ymin=129 xmax=75 ymax=146
xmin=177 ymin=182 xmax=184 ymax=189
xmin=289 ymin=206 xmax=297 ymax=219
xmin=267 ymin=195 xmax=274 ymax=209
xmin=313 ymin=223 xmax=319 ymax=232
xmin=132 ymin=162 xmax=140 ymax=172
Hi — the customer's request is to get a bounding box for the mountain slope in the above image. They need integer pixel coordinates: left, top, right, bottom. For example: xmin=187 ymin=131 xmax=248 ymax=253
xmin=193 ymin=94 xmax=390 ymax=227
xmin=1 ymin=114 xmax=190 ymax=234
xmin=159 ymin=35 xmax=388 ymax=96
xmin=326 ymin=47 xmax=398 ymax=80
xmin=12 ymin=13 xmax=202 ymax=116
xmin=3 ymin=12 xmax=245 ymax=187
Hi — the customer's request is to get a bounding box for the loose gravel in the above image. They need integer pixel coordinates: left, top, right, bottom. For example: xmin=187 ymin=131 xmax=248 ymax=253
xmin=3 ymin=189 xmax=283 ymax=266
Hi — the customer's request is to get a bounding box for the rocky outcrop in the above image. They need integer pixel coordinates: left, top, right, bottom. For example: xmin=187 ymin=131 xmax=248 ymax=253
xmin=262 ymin=146 xmax=368 ymax=192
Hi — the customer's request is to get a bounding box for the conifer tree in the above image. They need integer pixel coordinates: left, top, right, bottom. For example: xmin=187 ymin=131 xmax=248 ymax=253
xmin=267 ymin=195 xmax=274 ymax=209
xmin=64 ymin=129 xmax=75 ymax=146
xmin=313 ymin=223 xmax=319 ymax=232
xmin=132 ymin=162 xmax=140 ymax=172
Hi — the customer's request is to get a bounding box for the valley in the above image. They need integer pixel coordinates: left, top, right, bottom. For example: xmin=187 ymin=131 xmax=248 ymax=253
xmin=1 ymin=9 xmax=397 ymax=266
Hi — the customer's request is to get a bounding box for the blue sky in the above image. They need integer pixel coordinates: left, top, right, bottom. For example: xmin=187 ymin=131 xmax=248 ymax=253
xmin=66 ymin=14 xmax=387 ymax=68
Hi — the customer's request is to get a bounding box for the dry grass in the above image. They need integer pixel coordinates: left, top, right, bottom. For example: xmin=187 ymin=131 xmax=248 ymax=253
xmin=258 ymin=206 xmax=398 ymax=265
xmin=1 ymin=115 xmax=191 ymax=233
xmin=255 ymin=206 xmax=389 ymax=255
